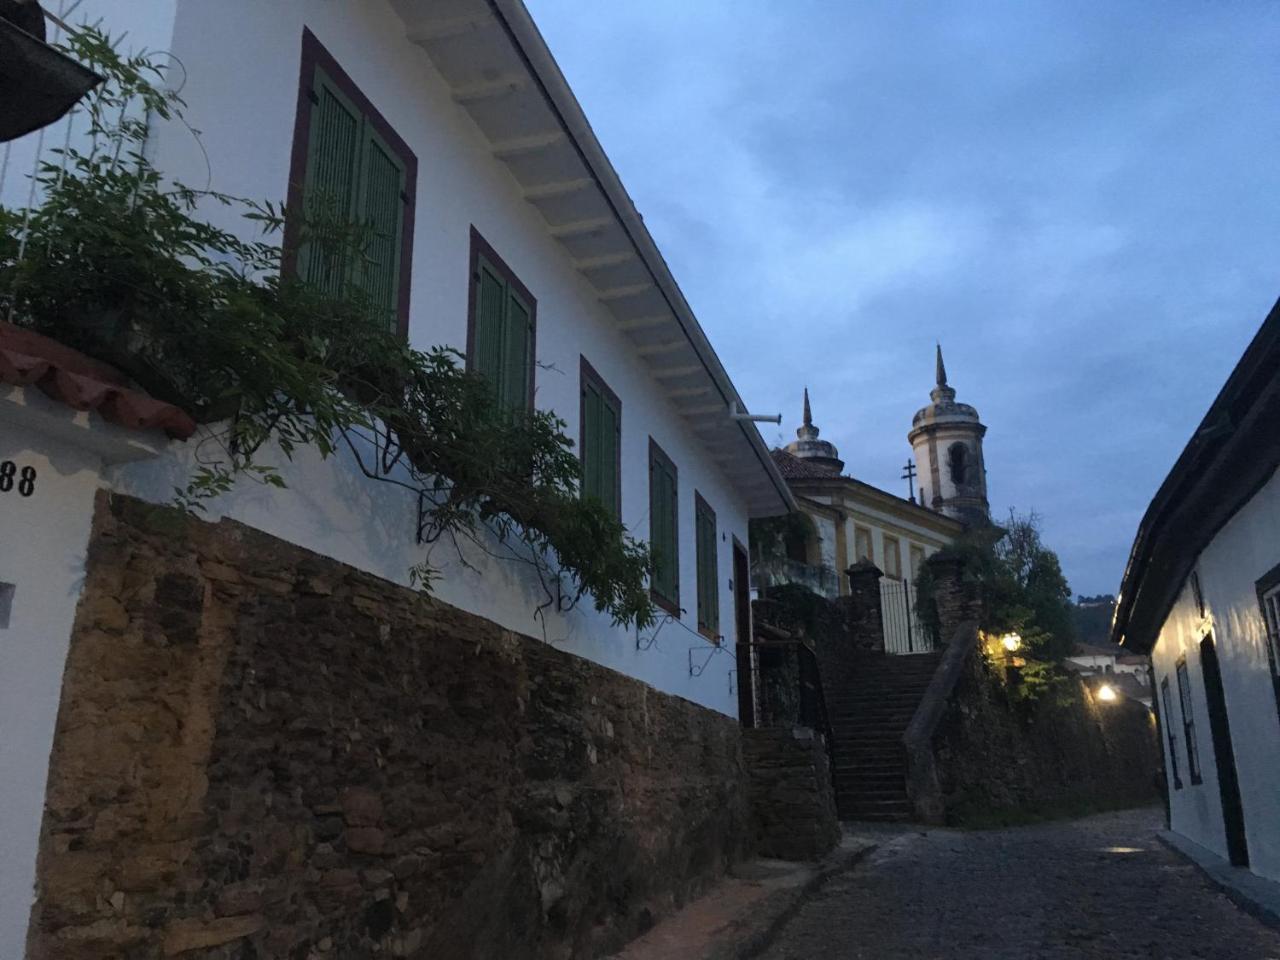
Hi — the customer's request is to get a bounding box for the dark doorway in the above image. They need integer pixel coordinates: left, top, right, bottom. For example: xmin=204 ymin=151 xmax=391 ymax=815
xmin=732 ymin=539 xmax=754 ymax=727
xmin=1199 ymin=634 xmax=1249 ymax=867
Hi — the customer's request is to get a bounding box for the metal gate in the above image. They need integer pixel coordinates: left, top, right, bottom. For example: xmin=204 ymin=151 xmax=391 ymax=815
xmin=880 ymin=577 xmax=932 ymax=655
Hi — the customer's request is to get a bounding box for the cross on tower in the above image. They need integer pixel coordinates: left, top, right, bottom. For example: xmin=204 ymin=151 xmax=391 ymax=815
xmin=901 ymin=460 xmax=918 ymax=501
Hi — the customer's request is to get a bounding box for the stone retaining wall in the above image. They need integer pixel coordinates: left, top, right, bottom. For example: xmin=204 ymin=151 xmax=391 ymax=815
xmin=932 ymin=651 xmax=1161 ymax=825
xmin=27 ymin=493 xmax=750 ymax=959
xmin=742 ymin=729 xmax=839 ymax=862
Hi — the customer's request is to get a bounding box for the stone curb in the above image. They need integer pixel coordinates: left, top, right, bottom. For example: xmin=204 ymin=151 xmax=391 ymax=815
xmin=704 ymin=841 xmax=878 ymax=960
xmin=1156 ymin=831 xmax=1280 ymax=932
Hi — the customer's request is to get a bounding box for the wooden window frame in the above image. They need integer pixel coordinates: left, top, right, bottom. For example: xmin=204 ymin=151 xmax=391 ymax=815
xmin=648 ymin=438 xmax=680 ymax=617
xmin=465 ymin=227 xmax=537 ymax=413
xmin=1161 ymin=676 xmax=1183 ymax=790
xmin=579 ymin=355 xmax=622 ymax=518
xmin=694 ymin=491 xmax=720 ymax=642
xmin=1255 ymin=560 xmax=1280 ymax=728
xmin=284 ymin=28 xmax=418 ymax=339
xmin=1175 ymin=656 xmax=1203 ymax=786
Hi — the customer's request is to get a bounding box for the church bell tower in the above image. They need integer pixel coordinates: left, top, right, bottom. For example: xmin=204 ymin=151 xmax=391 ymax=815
xmin=907 ymin=346 xmax=990 ymax=525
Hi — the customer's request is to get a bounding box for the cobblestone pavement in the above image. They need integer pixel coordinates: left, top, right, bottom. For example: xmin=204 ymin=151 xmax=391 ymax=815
xmin=758 ymin=808 xmax=1280 ymax=960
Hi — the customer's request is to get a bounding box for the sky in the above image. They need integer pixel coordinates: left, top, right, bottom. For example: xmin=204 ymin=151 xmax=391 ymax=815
xmin=526 ymin=0 xmax=1280 ymax=598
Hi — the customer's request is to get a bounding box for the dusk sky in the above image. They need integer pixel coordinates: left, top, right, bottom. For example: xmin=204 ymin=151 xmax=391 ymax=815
xmin=527 ymin=0 xmax=1280 ymax=598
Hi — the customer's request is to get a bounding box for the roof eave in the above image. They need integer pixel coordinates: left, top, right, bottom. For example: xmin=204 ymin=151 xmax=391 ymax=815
xmin=488 ymin=0 xmax=795 ymax=519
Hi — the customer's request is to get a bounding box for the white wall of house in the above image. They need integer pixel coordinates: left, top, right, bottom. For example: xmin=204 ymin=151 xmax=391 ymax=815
xmin=0 ymin=404 xmax=105 ymax=959
xmin=1150 ymin=466 xmax=1280 ymax=881
xmin=79 ymin=0 xmax=753 ymax=716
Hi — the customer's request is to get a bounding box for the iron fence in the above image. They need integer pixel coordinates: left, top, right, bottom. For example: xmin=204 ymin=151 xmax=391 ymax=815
xmin=880 ymin=576 xmax=933 ymax=655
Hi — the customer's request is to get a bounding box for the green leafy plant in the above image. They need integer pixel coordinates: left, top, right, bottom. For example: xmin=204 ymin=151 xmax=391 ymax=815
xmin=0 ymin=27 xmax=655 ymax=628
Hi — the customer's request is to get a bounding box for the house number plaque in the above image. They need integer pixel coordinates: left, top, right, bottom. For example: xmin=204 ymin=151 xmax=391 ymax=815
xmin=0 ymin=461 xmax=37 ymax=497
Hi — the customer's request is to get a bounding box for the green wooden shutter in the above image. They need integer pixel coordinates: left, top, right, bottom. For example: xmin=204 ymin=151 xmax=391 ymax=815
xmin=356 ymin=130 xmax=406 ymax=332
xmin=503 ymin=291 xmax=532 ymax=411
xmin=474 ymin=260 xmax=506 ymax=391
xmin=696 ymin=503 xmax=718 ymax=633
xmin=302 ymin=71 xmax=362 ymax=297
xmin=650 ymin=453 xmax=677 ymax=603
xmin=599 ymin=395 xmax=619 ymax=518
xmin=582 ymin=381 xmax=602 ymax=503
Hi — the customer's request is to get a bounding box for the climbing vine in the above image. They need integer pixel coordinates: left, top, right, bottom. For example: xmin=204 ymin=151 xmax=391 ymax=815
xmin=0 ymin=27 xmax=655 ymax=628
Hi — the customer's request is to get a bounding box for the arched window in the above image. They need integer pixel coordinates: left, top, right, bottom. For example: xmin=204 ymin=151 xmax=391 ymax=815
xmin=948 ymin=442 xmax=969 ymax=486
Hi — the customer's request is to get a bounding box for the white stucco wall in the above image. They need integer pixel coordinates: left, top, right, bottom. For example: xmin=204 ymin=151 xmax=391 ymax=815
xmin=1151 ymin=465 xmax=1280 ymax=881
xmin=0 ymin=413 xmax=104 ymax=959
xmin=82 ymin=0 xmax=753 ymax=716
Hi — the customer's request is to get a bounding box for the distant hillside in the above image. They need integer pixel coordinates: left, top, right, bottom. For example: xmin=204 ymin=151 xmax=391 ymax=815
xmin=1072 ymin=594 xmax=1119 ymax=652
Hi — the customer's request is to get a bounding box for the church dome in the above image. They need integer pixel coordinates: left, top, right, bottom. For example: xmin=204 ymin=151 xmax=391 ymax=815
xmin=783 ymin=388 xmax=844 ymax=474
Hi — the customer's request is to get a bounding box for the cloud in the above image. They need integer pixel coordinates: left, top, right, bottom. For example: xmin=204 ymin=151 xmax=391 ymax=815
xmin=528 ymin=0 xmax=1280 ymax=595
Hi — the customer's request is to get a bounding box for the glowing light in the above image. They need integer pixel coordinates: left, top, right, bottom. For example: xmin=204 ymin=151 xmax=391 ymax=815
xmin=1097 ymin=684 xmax=1118 ymax=702
xmin=1000 ymin=633 xmax=1022 ymax=652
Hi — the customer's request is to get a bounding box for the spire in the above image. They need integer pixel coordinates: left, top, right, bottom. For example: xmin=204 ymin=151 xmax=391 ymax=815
xmin=935 ymin=343 xmax=948 ymax=387
xmin=784 ymin=387 xmax=843 ymax=473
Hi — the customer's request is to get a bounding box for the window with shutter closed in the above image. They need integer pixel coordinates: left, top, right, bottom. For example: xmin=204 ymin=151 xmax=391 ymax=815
xmin=579 ymin=359 xmax=621 ymax=518
xmin=468 ymin=233 xmax=536 ymax=415
xmin=649 ymin=441 xmax=679 ymax=612
xmin=297 ymin=57 xmax=412 ymax=335
xmin=695 ymin=494 xmax=718 ymax=638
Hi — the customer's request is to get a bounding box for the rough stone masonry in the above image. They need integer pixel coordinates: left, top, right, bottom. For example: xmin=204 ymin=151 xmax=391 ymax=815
xmin=27 ymin=493 xmax=750 ymax=960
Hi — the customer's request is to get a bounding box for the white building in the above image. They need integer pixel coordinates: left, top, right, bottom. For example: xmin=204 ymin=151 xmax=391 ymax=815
xmin=0 ymin=1 xmax=792 ymax=953
xmin=1112 ymin=299 xmax=1280 ymax=882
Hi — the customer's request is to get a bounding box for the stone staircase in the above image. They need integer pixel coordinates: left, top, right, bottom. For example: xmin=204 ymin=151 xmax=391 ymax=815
xmin=824 ymin=651 xmax=942 ymax=822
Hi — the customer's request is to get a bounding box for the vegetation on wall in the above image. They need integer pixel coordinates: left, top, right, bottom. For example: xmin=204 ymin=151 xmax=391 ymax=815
xmin=918 ymin=510 xmax=1077 ymax=663
xmin=0 ymin=28 xmax=654 ymax=628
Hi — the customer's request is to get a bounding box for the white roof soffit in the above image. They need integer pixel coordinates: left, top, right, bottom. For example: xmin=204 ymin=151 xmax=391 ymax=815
xmin=392 ymin=0 xmax=795 ymax=518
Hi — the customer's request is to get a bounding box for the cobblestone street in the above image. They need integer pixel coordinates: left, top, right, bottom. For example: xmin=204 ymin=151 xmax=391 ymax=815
xmin=759 ymin=808 xmax=1280 ymax=960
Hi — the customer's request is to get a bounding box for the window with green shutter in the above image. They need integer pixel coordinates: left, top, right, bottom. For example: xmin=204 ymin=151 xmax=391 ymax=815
xmin=469 ymin=230 xmax=536 ymax=414
xmin=649 ymin=439 xmax=679 ymax=613
xmin=580 ymin=357 xmax=621 ymax=518
xmin=289 ymin=30 xmax=417 ymax=336
xmin=695 ymin=493 xmax=719 ymax=638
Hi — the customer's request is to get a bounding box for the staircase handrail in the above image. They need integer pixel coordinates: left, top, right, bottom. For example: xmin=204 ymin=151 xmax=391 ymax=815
xmin=901 ymin=620 xmax=981 ymax=824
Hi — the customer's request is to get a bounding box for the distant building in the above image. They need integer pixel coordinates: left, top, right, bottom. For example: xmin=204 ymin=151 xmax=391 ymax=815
xmin=1064 ymin=643 xmax=1152 ymax=708
xmin=756 ymin=353 xmax=985 ymax=652
xmin=1112 ymin=299 xmax=1280 ymax=881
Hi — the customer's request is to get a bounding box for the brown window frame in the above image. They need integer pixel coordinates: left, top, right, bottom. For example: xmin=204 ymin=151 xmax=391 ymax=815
xmin=283 ymin=28 xmax=418 ymax=339
xmin=648 ymin=437 xmax=680 ymax=618
xmin=579 ymin=355 xmax=622 ymax=518
xmin=466 ymin=226 xmax=538 ymax=413
xmin=694 ymin=491 xmax=720 ymax=642
xmin=1175 ymin=655 xmax=1203 ymax=786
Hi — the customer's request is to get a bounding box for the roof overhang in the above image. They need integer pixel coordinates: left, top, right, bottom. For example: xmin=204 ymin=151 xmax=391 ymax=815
xmin=388 ymin=0 xmax=795 ymax=518
xmin=1111 ymin=298 xmax=1280 ymax=653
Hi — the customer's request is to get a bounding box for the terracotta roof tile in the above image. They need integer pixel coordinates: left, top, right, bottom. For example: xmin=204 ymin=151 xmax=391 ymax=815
xmin=770 ymin=448 xmax=842 ymax=480
xmin=0 ymin=322 xmax=197 ymax=440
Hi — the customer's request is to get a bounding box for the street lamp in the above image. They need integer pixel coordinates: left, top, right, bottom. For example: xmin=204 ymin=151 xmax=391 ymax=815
xmin=1001 ymin=633 xmax=1022 ymax=653
xmin=1097 ymin=683 xmax=1118 ymax=703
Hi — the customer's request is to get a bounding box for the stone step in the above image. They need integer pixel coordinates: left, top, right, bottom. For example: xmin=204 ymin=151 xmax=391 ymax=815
xmin=837 ymin=800 xmax=913 ymax=822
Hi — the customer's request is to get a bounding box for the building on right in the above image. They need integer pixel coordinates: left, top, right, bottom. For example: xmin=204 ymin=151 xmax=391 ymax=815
xmin=1112 ymin=298 xmax=1280 ymax=879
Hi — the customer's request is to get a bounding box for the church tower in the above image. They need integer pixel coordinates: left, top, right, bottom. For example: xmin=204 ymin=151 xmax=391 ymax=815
xmin=784 ymin=388 xmax=844 ymax=474
xmin=908 ymin=346 xmax=990 ymax=525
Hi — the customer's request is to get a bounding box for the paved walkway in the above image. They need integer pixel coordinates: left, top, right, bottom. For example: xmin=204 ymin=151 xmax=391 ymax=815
xmin=759 ymin=808 xmax=1280 ymax=960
